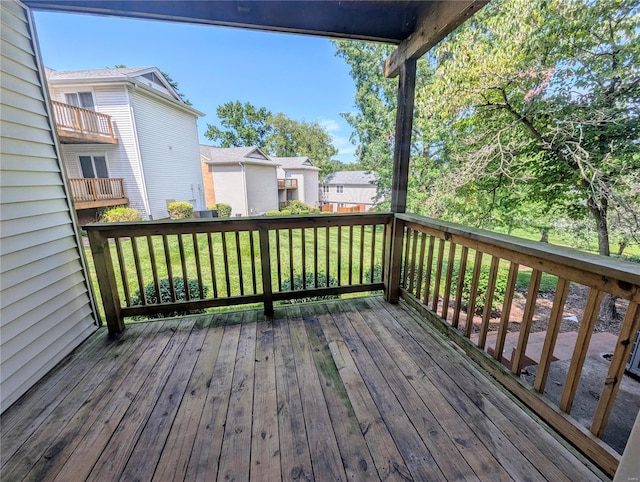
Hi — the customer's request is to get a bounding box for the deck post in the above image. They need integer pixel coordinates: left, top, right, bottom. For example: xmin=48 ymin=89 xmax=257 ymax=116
xmin=258 ymin=224 xmax=274 ymax=316
xmin=87 ymin=229 xmax=124 ymax=334
xmin=390 ymin=59 xmax=416 ymax=214
xmin=385 ymin=217 xmax=405 ymax=303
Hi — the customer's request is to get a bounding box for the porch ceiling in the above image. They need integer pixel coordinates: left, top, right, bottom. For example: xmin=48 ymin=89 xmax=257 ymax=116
xmin=24 ymin=1 xmax=476 ymax=44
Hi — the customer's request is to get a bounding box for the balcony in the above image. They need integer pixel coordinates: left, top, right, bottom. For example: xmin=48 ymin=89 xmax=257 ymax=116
xmin=2 ymin=213 xmax=639 ymax=479
xmin=278 ymin=178 xmax=298 ymax=189
xmin=68 ymin=177 xmax=128 ymax=209
xmin=52 ymin=101 xmax=118 ymax=145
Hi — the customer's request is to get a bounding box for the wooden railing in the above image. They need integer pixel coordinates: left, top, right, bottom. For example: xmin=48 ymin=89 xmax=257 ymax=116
xmin=389 ymin=213 xmax=640 ymax=477
xmin=86 ymin=213 xmax=392 ymax=333
xmin=69 ymin=178 xmax=126 ymax=203
xmin=52 ymin=101 xmax=117 ymax=144
xmin=278 ymin=178 xmax=298 ymax=189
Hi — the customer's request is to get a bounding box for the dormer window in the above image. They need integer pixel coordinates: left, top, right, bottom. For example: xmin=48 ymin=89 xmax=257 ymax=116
xmin=65 ymin=92 xmax=94 ymax=110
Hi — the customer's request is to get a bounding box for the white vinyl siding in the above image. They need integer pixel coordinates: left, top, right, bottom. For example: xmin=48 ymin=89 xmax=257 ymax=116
xmin=0 ymin=0 xmax=98 ymax=412
xmin=211 ymin=165 xmax=246 ymax=216
xmin=245 ymin=164 xmax=278 ymax=215
xmin=323 ymin=183 xmax=377 ymax=208
xmin=130 ymin=89 xmax=203 ymax=219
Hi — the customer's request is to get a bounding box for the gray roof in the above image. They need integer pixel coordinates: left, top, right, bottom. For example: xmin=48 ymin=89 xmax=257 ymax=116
xmin=323 ymin=170 xmax=377 ymax=185
xmin=200 ymin=145 xmax=275 ymax=166
xmin=45 ymin=66 xmax=154 ymax=80
xmin=272 ymin=156 xmax=319 ymax=171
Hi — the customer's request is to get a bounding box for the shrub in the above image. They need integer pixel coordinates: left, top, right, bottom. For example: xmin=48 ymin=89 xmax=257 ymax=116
xmin=266 ymin=210 xmax=281 ymax=216
xmin=100 ymin=206 xmax=143 ymax=222
xmin=280 ymin=209 xmax=292 ymax=215
xmin=167 ymin=201 xmax=193 ymax=219
xmin=365 ymin=264 xmax=383 ymax=283
xmin=286 ymin=200 xmax=317 ymax=215
xmin=208 ymin=203 xmax=232 ymax=218
xmin=460 ymin=266 xmax=507 ymax=315
xmin=131 ymin=277 xmax=209 ymax=319
xmin=280 ymin=272 xmax=340 ymax=303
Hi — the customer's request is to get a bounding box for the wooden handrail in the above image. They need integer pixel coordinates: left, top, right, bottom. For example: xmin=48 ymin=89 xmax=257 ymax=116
xmin=69 ymin=178 xmax=126 ymax=203
xmin=51 ymin=101 xmax=116 ymax=140
xmin=277 ymin=179 xmax=298 ymax=189
xmin=391 ymin=213 xmax=640 ymax=477
xmin=86 ymin=212 xmax=392 ymax=330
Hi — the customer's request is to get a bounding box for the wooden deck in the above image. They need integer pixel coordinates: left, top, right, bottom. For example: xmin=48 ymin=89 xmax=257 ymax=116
xmin=1 ymin=297 xmax=606 ymax=481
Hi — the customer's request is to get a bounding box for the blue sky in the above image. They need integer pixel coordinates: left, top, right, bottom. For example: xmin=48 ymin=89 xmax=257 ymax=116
xmin=33 ymin=10 xmax=360 ymax=163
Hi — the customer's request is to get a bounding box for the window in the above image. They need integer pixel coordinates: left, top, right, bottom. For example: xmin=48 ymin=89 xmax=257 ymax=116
xmin=79 ymin=155 xmax=108 ymax=178
xmin=65 ymin=92 xmax=94 ymax=110
xmin=322 ymin=185 xmax=330 ymax=194
xmin=142 ymin=72 xmax=165 ymax=85
xmin=336 ymin=185 xmax=344 ymax=194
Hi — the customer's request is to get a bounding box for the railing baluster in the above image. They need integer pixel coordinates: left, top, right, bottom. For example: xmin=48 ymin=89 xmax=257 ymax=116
xmin=369 ymin=225 xmax=377 ymax=284
xmin=249 ymin=231 xmax=257 ymax=294
xmin=478 ymin=256 xmax=500 ymax=348
xmin=337 ymin=225 xmax=342 ymax=286
xmin=348 ymin=225 xmax=354 ymax=285
xmin=414 ymin=232 xmax=427 ymax=301
xmin=162 ymin=235 xmax=176 ymax=302
xmin=512 ymin=269 xmax=543 ymax=375
xmin=177 ymin=234 xmax=190 ymax=301
xmin=408 ymin=229 xmax=419 ymax=293
xmin=114 ymin=237 xmax=131 ymax=307
xmin=441 ymin=241 xmax=457 ymax=321
xmin=276 ymin=230 xmax=282 ymax=292
xmin=301 ymin=228 xmax=307 ymax=289
xmin=359 ymin=224 xmax=365 ymax=285
xmin=147 ymin=235 xmax=162 ymax=303
xmin=591 ymin=302 xmax=640 ymax=437
xmin=206 ymin=232 xmax=219 ymax=298
xmin=380 ymin=222 xmax=388 ymax=283
xmin=130 ymin=236 xmax=146 ymax=304
xmin=288 ymin=228 xmax=294 ymax=288
xmin=192 ymin=233 xmax=204 ymax=299
xmin=534 ymin=277 xmax=570 ymax=393
xmin=314 ymin=227 xmax=319 ymax=288
xmin=452 ymin=246 xmax=469 ymax=329
xmin=258 ymin=224 xmax=273 ymax=316
xmin=401 ymin=227 xmax=411 ymax=289
xmin=235 ymin=231 xmax=244 ymax=296
xmin=465 ymin=251 xmax=484 ymax=337
xmin=326 ymin=226 xmax=331 ymax=287
xmin=431 ymin=238 xmax=445 ymax=312
xmin=493 ymin=262 xmax=519 ymax=362
xmin=559 ymin=288 xmax=605 ymax=414
xmin=222 ymin=231 xmax=231 ymax=297
xmin=423 ymin=235 xmax=435 ymax=305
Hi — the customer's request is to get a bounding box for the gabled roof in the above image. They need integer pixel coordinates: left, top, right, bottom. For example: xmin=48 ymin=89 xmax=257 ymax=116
xmin=200 ymin=145 xmax=276 ymax=167
xmin=324 ymin=170 xmax=377 ymax=185
xmin=45 ymin=66 xmax=203 ymax=115
xmin=272 ymin=156 xmax=320 ymax=171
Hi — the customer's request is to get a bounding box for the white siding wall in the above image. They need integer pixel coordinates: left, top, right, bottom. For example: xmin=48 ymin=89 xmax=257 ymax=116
xmin=0 ymin=0 xmax=98 ymax=412
xmin=51 ymin=84 xmax=149 ymax=217
xmin=211 ymin=165 xmax=246 ymax=216
xmin=245 ymin=164 xmax=278 ymax=215
xmin=298 ymin=170 xmax=319 ymax=206
xmin=130 ymin=89 xmax=203 ymax=219
xmin=324 ymin=184 xmax=377 ymax=209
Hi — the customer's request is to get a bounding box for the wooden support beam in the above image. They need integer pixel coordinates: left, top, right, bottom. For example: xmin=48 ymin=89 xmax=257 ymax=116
xmin=384 ymin=1 xmax=488 ymax=78
xmin=390 ymin=59 xmax=416 ymax=214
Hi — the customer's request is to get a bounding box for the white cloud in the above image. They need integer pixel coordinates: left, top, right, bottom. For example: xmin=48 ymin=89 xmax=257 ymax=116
xmin=319 ymin=118 xmax=341 ymax=132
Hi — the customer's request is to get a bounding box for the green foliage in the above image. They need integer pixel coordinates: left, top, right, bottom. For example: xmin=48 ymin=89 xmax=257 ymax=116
xmin=167 ymin=201 xmax=193 ymax=220
xmin=280 ymin=272 xmax=340 ymax=303
xmin=279 ymin=209 xmax=292 ymax=215
xmin=204 ymin=101 xmax=340 ymax=177
xmin=365 ymin=264 xmax=383 ymax=283
xmin=285 ymin=200 xmax=319 ymax=214
xmin=131 ymin=277 xmax=208 ymax=319
xmin=460 ymin=267 xmax=507 ymax=316
xmin=208 ymin=203 xmax=232 ymax=217
xmin=100 ymin=206 xmax=143 ymax=223
xmin=265 ymin=210 xmax=281 ymax=216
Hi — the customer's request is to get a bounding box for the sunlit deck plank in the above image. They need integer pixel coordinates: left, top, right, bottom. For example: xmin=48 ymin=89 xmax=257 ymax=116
xmin=0 ymin=297 xmax=607 ymax=481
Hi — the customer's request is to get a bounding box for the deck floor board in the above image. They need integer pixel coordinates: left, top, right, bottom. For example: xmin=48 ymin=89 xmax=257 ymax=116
xmin=0 ymin=297 xmax=605 ymax=481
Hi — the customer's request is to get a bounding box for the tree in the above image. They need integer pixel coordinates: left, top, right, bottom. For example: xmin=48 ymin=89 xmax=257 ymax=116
xmin=205 ymin=101 xmax=340 ymax=176
xmin=205 ymin=101 xmax=272 ymax=147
